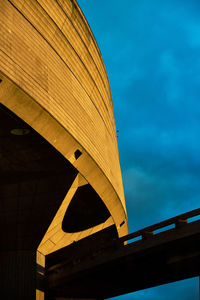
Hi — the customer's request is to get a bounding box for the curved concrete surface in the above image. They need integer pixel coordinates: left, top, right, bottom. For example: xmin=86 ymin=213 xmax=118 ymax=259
xmin=0 ymin=1 xmax=128 ymax=299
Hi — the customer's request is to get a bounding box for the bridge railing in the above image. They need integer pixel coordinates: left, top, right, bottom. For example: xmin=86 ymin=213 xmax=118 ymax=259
xmin=46 ymin=208 xmax=200 ymax=274
xmin=118 ymin=208 xmax=200 ymax=245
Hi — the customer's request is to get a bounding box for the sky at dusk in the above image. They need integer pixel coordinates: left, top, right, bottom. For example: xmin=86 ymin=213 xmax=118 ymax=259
xmin=78 ymin=1 xmax=200 ymax=299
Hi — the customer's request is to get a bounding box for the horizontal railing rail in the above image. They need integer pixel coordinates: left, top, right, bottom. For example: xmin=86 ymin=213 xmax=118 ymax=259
xmin=46 ymin=208 xmax=200 ymax=274
xmin=118 ymin=208 xmax=200 ymax=244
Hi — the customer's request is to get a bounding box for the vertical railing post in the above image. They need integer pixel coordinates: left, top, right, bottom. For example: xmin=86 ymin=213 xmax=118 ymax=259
xmin=175 ymin=218 xmax=188 ymax=229
xmin=142 ymin=231 xmax=153 ymax=240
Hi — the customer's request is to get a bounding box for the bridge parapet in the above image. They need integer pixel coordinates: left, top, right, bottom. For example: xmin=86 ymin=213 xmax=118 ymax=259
xmin=46 ymin=208 xmax=200 ymax=299
xmin=118 ymin=207 xmax=200 ymax=245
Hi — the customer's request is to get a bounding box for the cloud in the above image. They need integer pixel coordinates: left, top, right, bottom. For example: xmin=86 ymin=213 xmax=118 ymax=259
xmin=111 ymin=277 xmax=198 ymax=300
xmin=159 ymin=50 xmax=182 ymax=104
xmin=78 ymin=0 xmax=200 ymax=299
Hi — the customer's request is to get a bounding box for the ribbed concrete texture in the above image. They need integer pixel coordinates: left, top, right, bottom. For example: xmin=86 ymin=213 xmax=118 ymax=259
xmin=0 ymin=0 xmax=128 ymax=299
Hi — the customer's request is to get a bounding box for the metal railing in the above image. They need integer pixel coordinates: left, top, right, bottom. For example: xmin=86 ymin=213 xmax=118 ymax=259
xmin=47 ymin=208 xmax=200 ymax=274
xmin=118 ymin=208 xmax=200 ymax=245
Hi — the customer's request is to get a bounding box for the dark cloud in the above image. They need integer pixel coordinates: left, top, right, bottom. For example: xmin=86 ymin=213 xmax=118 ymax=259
xmin=78 ymin=0 xmax=199 ymax=299
xmin=111 ymin=277 xmax=198 ymax=300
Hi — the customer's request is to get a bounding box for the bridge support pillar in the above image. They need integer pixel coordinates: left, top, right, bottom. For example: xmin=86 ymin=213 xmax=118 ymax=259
xmin=0 ymin=251 xmax=36 ymax=300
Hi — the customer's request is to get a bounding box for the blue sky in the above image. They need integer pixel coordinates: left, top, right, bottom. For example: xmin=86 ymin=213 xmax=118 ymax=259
xmin=78 ymin=1 xmax=200 ymax=299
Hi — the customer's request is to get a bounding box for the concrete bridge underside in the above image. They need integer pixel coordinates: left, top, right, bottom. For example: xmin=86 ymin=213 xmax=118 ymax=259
xmin=46 ymin=210 xmax=200 ymax=299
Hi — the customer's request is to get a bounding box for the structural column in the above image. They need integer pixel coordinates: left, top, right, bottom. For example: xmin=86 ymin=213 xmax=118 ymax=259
xmin=0 ymin=251 xmax=36 ymax=300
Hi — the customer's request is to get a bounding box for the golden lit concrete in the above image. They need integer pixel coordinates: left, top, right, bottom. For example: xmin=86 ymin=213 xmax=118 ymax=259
xmin=0 ymin=0 xmax=128 ymax=240
xmin=38 ymin=173 xmax=114 ymax=256
xmin=0 ymin=0 xmax=128 ymax=299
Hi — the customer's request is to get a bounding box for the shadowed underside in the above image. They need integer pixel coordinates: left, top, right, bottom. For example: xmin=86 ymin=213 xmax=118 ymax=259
xmin=0 ymin=103 xmax=112 ymax=249
xmin=62 ymin=184 xmax=111 ymax=233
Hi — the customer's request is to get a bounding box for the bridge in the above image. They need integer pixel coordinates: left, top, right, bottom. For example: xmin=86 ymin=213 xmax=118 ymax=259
xmin=43 ymin=208 xmax=200 ymax=299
